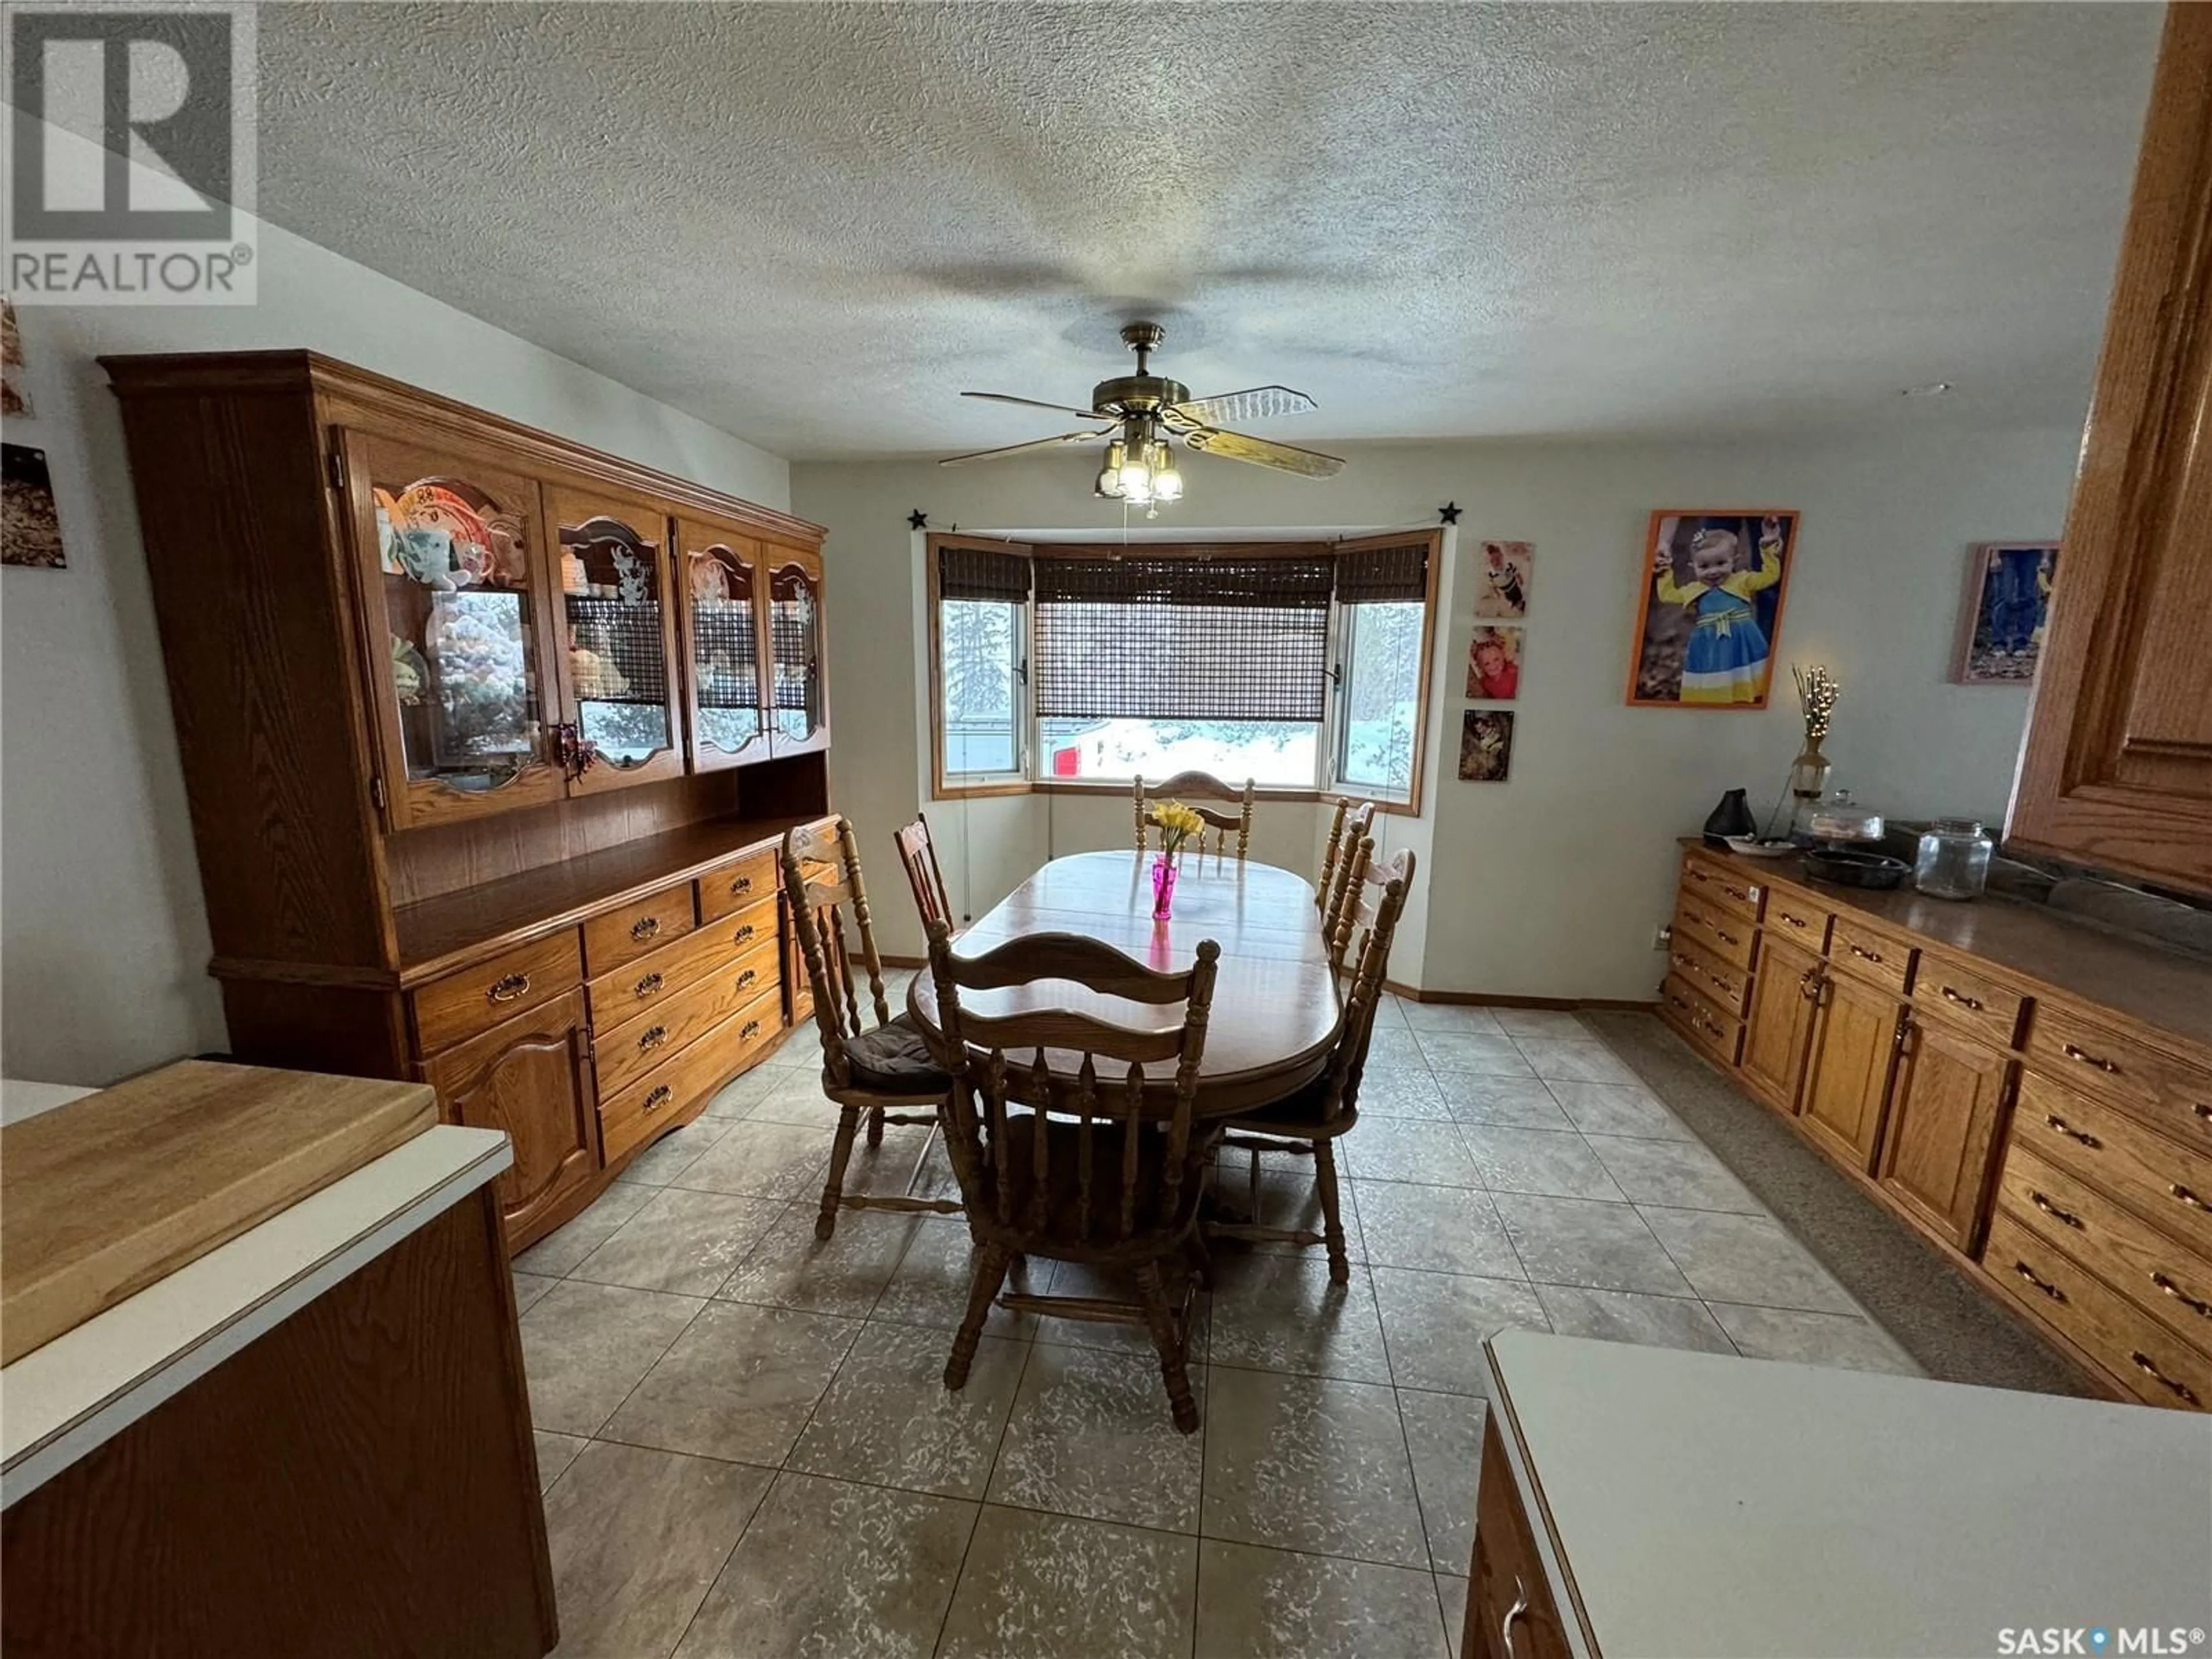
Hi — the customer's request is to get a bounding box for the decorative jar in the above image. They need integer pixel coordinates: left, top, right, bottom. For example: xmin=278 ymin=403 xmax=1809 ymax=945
xmin=1914 ymin=819 xmax=1994 ymax=900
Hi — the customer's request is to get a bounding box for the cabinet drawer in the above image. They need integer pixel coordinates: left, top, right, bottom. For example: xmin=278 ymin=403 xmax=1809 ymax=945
xmin=698 ymin=892 xmax=778 ymax=964
xmin=1666 ymin=935 xmax=1752 ymax=1018
xmin=1672 ymin=893 xmax=1754 ymax=971
xmin=600 ymin=987 xmax=782 ymax=1166
xmin=2026 ymin=1001 xmax=2212 ymax=1146
xmin=1661 ymin=973 xmax=1744 ymax=1067
xmin=1912 ymin=949 xmax=2028 ymax=1050
xmin=1827 ymin=915 xmax=1915 ymax=996
xmin=1985 ymin=1210 xmax=2210 ymax=1410
xmin=2012 ymin=1072 xmax=2212 ymax=1262
xmin=1998 ymin=1143 xmax=2212 ymax=1359
xmin=1468 ymin=1419 xmax=1573 ymax=1659
xmin=596 ymin=949 xmax=783 ymax=1102
xmin=582 ymin=882 xmax=697 ymax=976
xmin=587 ymin=915 xmax=776 ymax=1031
xmin=1680 ymin=853 xmax=1766 ymax=923
xmin=698 ymin=848 xmax=778 ymax=924
xmin=411 ymin=931 xmax=584 ymax=1056
xmin=1762 ymin=885 xmax=1836 ymax=952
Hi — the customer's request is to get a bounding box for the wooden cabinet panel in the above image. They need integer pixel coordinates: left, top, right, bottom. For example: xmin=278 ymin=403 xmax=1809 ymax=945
xmin=674 ymin=518 xmax=774 ymax=773
xmin=765 ymin=544 xmax=831 ymax=758
xmin=1468 ymin=1419 xmax=1573 ymax=1659
xmin=582 ymin=880 xmax=698 ymax=976
xmin=1877 ymin=1014 xmax=2012 ymax=1252
xmin=1672 ymin=893 xmax=1754 ymax=971
xmin=2006 ymin=7 xmax=2212 ymax=897
xmin=1679 ymin=853 xmax=1766 ymax=923
xmin=2012 ymin=1073 xmax=2212 ymax=1261
xmin=1666 ymin=935 xmax=1751 ymax=1019
xmin=1911 ymin=949 xmax=2029 ymax=1050
xmin=1761 ymin=885 xmax=1836 ymax=953
xmin=1799 ymin=969 xmax=1901 ymax=1173
xmin=1741 ymin=934 xmax=1821 ymax=1113
xmin=545 ymin=483 xmax=686 ymax=796
xmin=698 ymin=850 xmax=778 ymax=924
xmin=1826 ymin=916 xmax=1914 ymax=998
xmin=412 ymin=930 xmax=584 ymax=1056
xmin=594 ymin=947 xmax=779 ymax=1102
xmin=1660 ymin=974 xmax=1741 ymax=1069
xmin=423 ymin=988 xmax=597 ymax=1238
xmin=599 ymin=988 xmax=782 ymax=1168
xmin=2024 ymin=999 xmax=2212 ymax=1147
xmin=585 ymin=903 xmax=767 ymax=1031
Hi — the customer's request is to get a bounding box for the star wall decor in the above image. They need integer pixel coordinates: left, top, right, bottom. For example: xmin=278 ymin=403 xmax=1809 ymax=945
xmin=907 ymin=509 xmax=929 ymax=529
xmin=1438 ymin=502 xmax=1463 ymax=524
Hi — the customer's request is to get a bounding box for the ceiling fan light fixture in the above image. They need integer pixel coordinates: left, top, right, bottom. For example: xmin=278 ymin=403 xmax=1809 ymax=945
xmin=1095 ymin=439 xmax=1127 ymax=498
xmin=1152 ymin=449 xmax=1184 ymax=502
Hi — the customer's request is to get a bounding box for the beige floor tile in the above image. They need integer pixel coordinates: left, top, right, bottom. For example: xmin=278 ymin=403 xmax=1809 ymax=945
xmin=843 ymin=1122 xmax=959 ymax=1202
xmin=1412 ymin=1029 xmax=1536 ymax=1078
xmin=511 ymin=1183 xmax=653 ymax=1277
xmin=1457 ymin=1124 xmax=1627 ymax=1202
xmin=1439 ymin=1573 xmax=1469 ymax=1659
xmin=1396 ymin=1388 xmax=1486 ymax=1573
xmin=1491 ymin=1193 xmax=1693 ymax=1297
xmin=938 ymin=1506 xmax=1198 ymax=1659
xmin=738 ymin=1068 xmax=853 ymax=1130
xmin=1531 ymin=1283 xmax=1733 ymax=1355
xmin=519 ymin=1279 xmax=703 ymax=1437
xmin=1038 ymin=1258 xmax=1210 ymax=1361
xmin=699 ymin=1065 xmax=787 ymax=1120
xmin=1194 ymin=1539 xmax=1449 ymax=1659
xmin=1432 ymin=1075 xmax=1574 ymax=1130
xmin=1342 ymin=1118 xmax=1481 ymax=1187
xmin=1709 ymin=1302 xmax=1921 ymax=1374
xmin=540 ymin=1440 xmax=770 ymax=1659
xmin=1637 ymin=1206 xmax=1858 ymax=1314
xmin=1491 ymin=1008 xmax=1594 ymax=1040
xmin=760 ymin=1021 xmax=824 ymax=1069
xmin=1512 ymin=1038 xmax=1641 ymax=1086
xmin=1206 ymin=1254 xmax=1391 ymax=1383
xmin=987 ymin=1342 xmax=1206 ymax=1533
xmin=1585 ymin=1134 xmax=1763 ymax=1213
xmin=512 ymin=1268 xmax=559 ymax=1316
xmin=601 ymin=1301 xmax=861 ymax=1463
xmin=1351 ymin=1181 xmax=1524 ymax=1279
xmin=1351 ymin=1063 xmax=1453 ymax=1119
xmin=671 ymin=1119 xmax=837 ymax=1202
xmin=534 ymin=1430 xmax=587 ymax=1493
xmin=673 ymin=1471 xmax=975 ymax=1659
xmin=570 ymin=1187 xmax=785 ymax=1298
xmin=613 ymin=1116 xmax=729 ymax=1187
xmin=1543 ymin=1080 xmax=1694 ymax=1141
xmin=1201 ymin=1367 xmax=1427 ymax=1569
xmin=1400 ymin=1001 xmax=1508 ymax=1036
xmin=1372 ymin=1268 xmax=1549 ymax=1396
xmin=717 ymin=1202 xmax=919 ymax=1317
xmin=872 ymin=1215 xmax=1043 ymax=1337
xmin=789 ymin=1320 xmax=1027 ymax=1499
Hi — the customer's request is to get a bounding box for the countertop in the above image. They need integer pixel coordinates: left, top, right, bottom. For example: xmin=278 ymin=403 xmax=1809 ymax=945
xmin=1694 ymin=841 xmax=2212 ymax=1053
xmin=1484 ymin=1330 xmax=2212 ymax=1659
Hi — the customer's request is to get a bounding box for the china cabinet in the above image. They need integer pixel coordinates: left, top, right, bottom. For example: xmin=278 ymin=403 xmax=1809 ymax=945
xmin=105 ymin=350 xmax=835 ymax=1249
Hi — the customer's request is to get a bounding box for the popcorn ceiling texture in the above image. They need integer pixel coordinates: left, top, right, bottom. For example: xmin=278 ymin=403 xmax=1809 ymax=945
xmin=256 ymin=2 xmax=2159 ymax=459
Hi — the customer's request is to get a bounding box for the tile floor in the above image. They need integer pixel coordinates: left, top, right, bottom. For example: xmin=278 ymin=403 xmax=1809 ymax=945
xmin=514 ymin=977 xmax=1918 ymax=1658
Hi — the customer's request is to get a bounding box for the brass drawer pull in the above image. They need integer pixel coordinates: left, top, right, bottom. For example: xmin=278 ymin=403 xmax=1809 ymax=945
xmin=1501 ymin=1575 xmax=1531 ymax=1657
xmin=730 ymin=874 xmax=754 ymax=895
xmin=2130 ymin=1351 xmax=2199 ymax=1406
xmin=736 ymin=968 xmax=758 ymax=991
xmin=486 ymin=972 xmax=531 ymax=1004
xmin=1799 ymin=966 xmax=1823 ymax=1000
xmin=2044 ymin=1113 xmax=2101 ymax=1149
xmin=740 ymin=1019 xmax=763 ymax=1040
xmin=734 ymin=923 xmax=756 ymax=945
xmin=631 ymin=915 xmax=662 ymax=942
xmin=2172 ymin=1184 xmax=2211 ymax=1213
xmin=2194 ymin=1103 xmax=2211 ymax=1124
xmin=1779 ymin=910 xmax=1811 ymax=929
xmin=2013 ymin=1261 xmax=2065 ymax=1302
xmin=637 ymin=1024 xmax=668 ymax=1053
xmin=2152 ymin=1272 xmax=2212 ymax=1320
xmin=2030 ymin=1191 xmax=2084 ymax=1230
xmin=642 ymin=1084 xmax=672 ymax=1113
xmin=632 ymin=971 xmax=664 ymax=999
xmin=2061 ymin=1041 xmax=2119 ymax=1074
xmin=1711 ymin=925 xmax=1740 ymax=946
xmin=1849 ymin=943 xmax=1885 ymax=965
xmin=1940 ymin=986 xmax=1983 ymax=1011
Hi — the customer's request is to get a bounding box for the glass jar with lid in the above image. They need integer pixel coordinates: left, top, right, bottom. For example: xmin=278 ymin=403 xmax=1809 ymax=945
xmin=1914 ymin=819 xmax=1994 ymax=900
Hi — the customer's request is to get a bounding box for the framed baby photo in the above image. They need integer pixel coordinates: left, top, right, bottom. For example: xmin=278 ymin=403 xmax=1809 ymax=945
xmin=1953 ymin=542 xmax=2059 ymax=684
xmin=1458 ymin=710 xmax=1514 ymax=781
xmin=1466 ymin=626 xmax=1523 ymax=700
xmin=1625 ymin=510 xmax=1799 ymax=709
xmin=1474 ymin=540 xmax=1533 ymax=619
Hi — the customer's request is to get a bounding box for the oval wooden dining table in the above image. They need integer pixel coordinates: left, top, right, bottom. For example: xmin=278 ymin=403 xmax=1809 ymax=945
xmin=905 ymin=850 xmax=1344 ymax=1116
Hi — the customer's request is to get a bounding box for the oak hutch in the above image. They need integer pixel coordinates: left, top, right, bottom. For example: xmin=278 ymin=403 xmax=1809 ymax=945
xmin=105 ymin=351 xmax=833 ymax=1249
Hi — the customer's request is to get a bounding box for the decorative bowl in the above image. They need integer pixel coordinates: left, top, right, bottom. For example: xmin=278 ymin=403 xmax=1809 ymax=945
xmin=1724 ymin=836 xmax=1798 ymax=860
xmin=1803 ymin=848 xmax=1910 ymax=890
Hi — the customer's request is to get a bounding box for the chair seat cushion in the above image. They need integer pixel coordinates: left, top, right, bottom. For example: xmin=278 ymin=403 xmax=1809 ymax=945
xmin=845 ymin=1014 xmax=952 ymax=1092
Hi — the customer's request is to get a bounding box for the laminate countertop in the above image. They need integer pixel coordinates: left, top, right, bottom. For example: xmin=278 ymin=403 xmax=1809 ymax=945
xmin=1484 ymin=1330 xmax=2212 ymax=1659
xmin=1694 ymin=842 xmax=2212 ymax=1054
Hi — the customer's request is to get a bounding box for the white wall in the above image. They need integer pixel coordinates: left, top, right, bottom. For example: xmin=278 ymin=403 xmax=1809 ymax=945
xmin=793 ymin=426 xmax=2081 ymax=997
xmin=1 ymin=160 xmax=789 ymax=1084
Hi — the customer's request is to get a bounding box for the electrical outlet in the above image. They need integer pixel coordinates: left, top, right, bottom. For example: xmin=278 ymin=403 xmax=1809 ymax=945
xmin=1653 ymin=924 xmax=1673 ymax=950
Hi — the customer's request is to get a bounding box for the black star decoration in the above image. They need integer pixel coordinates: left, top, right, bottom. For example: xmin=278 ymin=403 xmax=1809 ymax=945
xmin=907 ymin=509 xmax=929 ymax=530
xmin=1438 ymin=502 xmax=1463 ymax=524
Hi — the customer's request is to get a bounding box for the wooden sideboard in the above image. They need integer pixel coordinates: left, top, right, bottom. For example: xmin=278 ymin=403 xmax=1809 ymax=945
xmin=1660 ymin=841 xmax=2212 ymax=1410
xmin=105 ymin=351 xmax=835 ymax=1250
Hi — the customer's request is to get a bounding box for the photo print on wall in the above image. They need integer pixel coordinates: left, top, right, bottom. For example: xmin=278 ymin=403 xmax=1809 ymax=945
xmin=1627 ymin=510 xmax=1798 ymax=709
xmin=1467 ymin=626 xmax=1522 ymax=700
xmin=1458 ymin=709 xmax=1514 ymax=781
xmin=1475 ymin=540 xmax=1532 ymax=619
xmin=1953 ymin=542 xmax=2059 ymax=684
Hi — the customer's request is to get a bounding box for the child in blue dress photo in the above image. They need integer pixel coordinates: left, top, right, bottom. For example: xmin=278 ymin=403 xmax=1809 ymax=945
xmin=1629 ymin=512 xmax=1799 ymax=707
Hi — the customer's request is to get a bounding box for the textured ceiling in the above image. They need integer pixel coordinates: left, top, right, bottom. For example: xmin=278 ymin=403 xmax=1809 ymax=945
xmin=256 ymin=3 xmax=2161 ymax=460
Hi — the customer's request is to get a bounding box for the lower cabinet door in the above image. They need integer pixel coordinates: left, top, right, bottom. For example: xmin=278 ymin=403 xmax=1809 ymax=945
xmin=1798 ymin=971 xmax=1903 ymax=1174
xmin=424 ymin=985 xmax=599 ymax=1242
xmin=1876 ymin=1014 xmax=2013 ymax=1252
xmin=1741 ymin=934 xmax=1821 ymax=1112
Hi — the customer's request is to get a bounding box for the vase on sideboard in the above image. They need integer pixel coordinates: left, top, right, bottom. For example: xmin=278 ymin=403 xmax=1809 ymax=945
xmin=1151 ymin=854 xmax=1178 ymax=920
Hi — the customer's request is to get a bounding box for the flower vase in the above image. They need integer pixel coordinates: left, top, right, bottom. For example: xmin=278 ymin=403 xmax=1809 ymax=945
xmin=1151 ymin=853 xmax=1179 ymax=920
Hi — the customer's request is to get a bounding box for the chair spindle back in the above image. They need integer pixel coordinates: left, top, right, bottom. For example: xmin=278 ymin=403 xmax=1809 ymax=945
xmin=1132 ymin=772 xmax=1256 ymax=862
xmin=893 ymin=814 xmax=956 ymax=936
xmin=782 ymin=817 xmax=892 ymax=1090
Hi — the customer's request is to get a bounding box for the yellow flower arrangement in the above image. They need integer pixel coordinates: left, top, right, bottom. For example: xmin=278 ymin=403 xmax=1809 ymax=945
xmin=1149 ymin=800 xmax=1206 ymax=857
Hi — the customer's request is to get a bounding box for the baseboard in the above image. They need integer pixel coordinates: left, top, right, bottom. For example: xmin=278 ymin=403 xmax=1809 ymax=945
xmin=879 ymin=953 xmax=926 ymax=969
xmin=1384 ymin=978 xmax=1659 ymax=1012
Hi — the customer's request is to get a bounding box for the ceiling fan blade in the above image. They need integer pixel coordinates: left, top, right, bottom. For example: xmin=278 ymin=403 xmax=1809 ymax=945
xmin=1180 ymin=426 xmax=1344 ymax=479
xmin=961 ymin=391 xmax=1107 ymax=420
xmin=939 ymin=429 xmax=1112 ymax=467
xmin=1165 ymin=385 xmax=1317 ymax=426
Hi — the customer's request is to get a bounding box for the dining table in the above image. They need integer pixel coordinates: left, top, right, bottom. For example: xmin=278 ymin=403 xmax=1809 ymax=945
xmin=905 ymin=849 xmax=1344 ymax=1116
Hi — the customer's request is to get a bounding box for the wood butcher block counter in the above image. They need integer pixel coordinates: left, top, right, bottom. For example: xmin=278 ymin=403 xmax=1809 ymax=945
xmin=1660 ymin=840 xmax=2212 ymax=1410
xmin=1468 ymin=1330 xmax=2212 ymax=1659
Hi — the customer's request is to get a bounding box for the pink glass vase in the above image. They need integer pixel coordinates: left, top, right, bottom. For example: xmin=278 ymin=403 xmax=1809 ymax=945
xmin=1150 ymin=853 xmax=1178 ymax=920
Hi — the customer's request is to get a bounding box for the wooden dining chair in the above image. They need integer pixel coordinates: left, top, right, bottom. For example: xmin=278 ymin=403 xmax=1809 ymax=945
xmin=1319 ymin=800 xmax=1376 ymax=931
xmin=1210 ymin=849 xmax=1414 ymax=1283
xmin=1133 ymin=771 xmax=1256 ymax=861
xmin=1324 ymin=830 xmax=1377 ymax=973
xmin=783 ymin=819 xmax=965 ymax=1241
xmin=922 ymin=920 xmax=1222 ymax=1433
xmin=892 ymin=814 xmax=956 ymax=937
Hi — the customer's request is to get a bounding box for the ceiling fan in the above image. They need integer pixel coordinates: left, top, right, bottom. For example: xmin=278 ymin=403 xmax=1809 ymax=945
xmin=941 ymin=321 xmax=1345 ymax=506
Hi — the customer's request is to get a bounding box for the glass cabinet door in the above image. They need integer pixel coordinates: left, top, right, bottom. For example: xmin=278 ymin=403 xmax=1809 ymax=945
xmin=340 ymin=429 xmax=563 ymax=829
xmin=546 ymin=486 xmax=684 ymax=794
xmin=767 ymin=546 xmax=831 ymax=756
xmin=676 ymin=521 xmax=771 ymax=771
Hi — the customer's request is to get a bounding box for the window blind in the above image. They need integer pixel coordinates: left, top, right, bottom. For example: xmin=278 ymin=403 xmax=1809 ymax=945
xmin=1032 ymin=555 xmax=1334 ymax=722
xmin=1334 ymin=539 xmax=1431 ymax=604
xmin=938 ymin=542 xmax=1032 ymax=604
